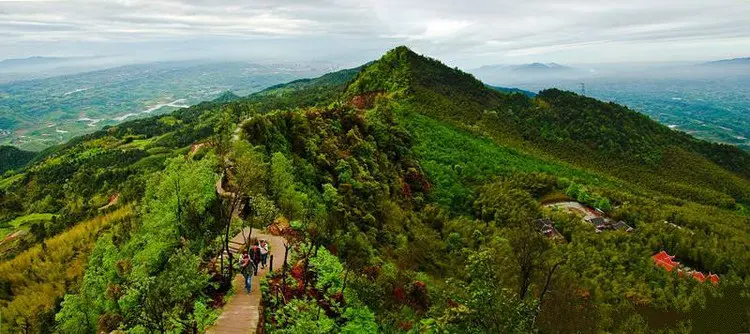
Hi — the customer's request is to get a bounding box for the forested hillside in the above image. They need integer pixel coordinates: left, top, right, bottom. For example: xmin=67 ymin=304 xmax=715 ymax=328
xmin=480 ymin=67 xmax=750 ymax=151
xmin=0 ymin=146 xmax=35 ymax=175
xmin=1 ymin=46 xmax=749 ymax=333
xmin=347 ymin=47 xmax=750 ymax=208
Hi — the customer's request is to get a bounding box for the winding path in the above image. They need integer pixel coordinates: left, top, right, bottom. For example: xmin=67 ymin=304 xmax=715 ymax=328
xmin=208 ymin=227 xmax=286 ymax=334
xmin=208 ymin=116 xmax=286 ymax=333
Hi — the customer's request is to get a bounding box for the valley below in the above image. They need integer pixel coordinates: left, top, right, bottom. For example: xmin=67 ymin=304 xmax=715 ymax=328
xmin=0 ymin=60 xmax=331 ymax=151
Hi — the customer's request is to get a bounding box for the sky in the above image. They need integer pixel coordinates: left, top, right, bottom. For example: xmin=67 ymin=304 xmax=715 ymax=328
xmin=2 ymin=0 xmax=750 ymax=67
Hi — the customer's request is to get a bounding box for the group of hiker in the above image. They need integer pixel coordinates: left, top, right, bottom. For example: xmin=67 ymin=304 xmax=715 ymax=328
xmin=239 ymin=238 xmax=270 ymax=294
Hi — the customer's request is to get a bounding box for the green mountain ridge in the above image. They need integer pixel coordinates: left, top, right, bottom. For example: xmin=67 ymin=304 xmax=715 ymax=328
xmin=488 ymin=85 xmax=536 ymax=97
xmin=346 ymin=47 xmax=750 ymax=207
xmin=211 ymin=90 xmax=240 ymax=103
xmin=2 ymin=46 xmax=750 ymax=333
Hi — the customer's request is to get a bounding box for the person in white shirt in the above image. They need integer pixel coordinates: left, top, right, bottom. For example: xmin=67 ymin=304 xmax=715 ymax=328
xmin=259 ymin=239 xmax=269 ymax=269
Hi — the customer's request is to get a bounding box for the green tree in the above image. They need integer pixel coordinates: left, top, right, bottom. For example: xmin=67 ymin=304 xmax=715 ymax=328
xmin=474 ymin=180 xmax=541 ymax=227
xmin=270 ymin=152 xmax=307 ymax=220
xmin=443 ymin=241 xmax=535 ymax=333
xmin=509 ymin=223 xmax=552 ymax=300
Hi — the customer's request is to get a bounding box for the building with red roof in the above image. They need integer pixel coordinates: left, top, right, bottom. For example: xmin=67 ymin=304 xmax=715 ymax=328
xmin=652 ymin=251 xmax=679 ymax=272
xmin=651 ymin=251 xmax=719 ymax=284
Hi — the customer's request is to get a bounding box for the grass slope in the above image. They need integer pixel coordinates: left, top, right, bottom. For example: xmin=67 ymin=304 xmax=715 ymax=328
xmin=346 ymin=46 xmax=750 ymax=207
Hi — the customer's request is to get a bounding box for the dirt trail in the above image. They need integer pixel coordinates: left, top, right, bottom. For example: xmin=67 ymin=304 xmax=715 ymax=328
xmin=207 ymin=227 xmax=286 ymax=334
xmin=98 ymin=193 xmax=120 ymax=211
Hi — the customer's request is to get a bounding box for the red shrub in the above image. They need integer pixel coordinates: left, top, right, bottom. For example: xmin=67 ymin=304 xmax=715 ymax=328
xmin=401 ymin=179 xmax=412 ymax=198
xmin=362 ymin=265 xmax=380 ymax=280
xmin=397 ymin=321 xmax=413 ymax=331
xmin=393 ymin=287 xmax=406 ymax=303
xmin=208 ymin=294 xmax=226 ymax=308
xmin=291 ymin=263 xmax=305 ymax=281
xmin=327 ymin=244 xmax=339 ymax=256
xmin=98 ymin=313 xmax=123 ymax=333
xmin=409 ymin=281 xmax=430 ymax=311
xmin=330 ymin=292 xmax=345 ymax=305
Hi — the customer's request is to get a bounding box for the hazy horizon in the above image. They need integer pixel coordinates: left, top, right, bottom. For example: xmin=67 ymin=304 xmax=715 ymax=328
xmin=2 ymin=0 xmax=750 ymax=69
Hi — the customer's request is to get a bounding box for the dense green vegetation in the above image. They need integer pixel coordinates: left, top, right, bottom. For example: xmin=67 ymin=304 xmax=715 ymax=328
xmin=0 ymin=207 xmax=133 ymax=332
xmin=1 ymin=46 xmax=749 ymax=333
xmin=473 ymin=64 xmax=750 ymax=151
xmin=506 ymin=74 xmax=750 ymax=151
xmin=0 ymin=146 xmax=36 ymax=174
xmin=55 ymin=157 xmax=220 ymax=333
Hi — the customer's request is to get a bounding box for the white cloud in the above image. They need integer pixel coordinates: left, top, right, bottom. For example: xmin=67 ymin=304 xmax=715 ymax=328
xmin=419 ymin=20 xmax=472 ymax=40
xmin=0 ymin=0 xmax=748 ymax=66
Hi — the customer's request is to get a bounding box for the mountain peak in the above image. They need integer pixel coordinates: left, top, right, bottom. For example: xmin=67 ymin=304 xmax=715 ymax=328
xmin=511 ymin=62 xmax=571 ymax=72
xmin=389 ymin=45 xmax=416 ymax=56
xmin=346 ymin=46 xmax=505 ymax=121
xmin=348 ymin=45 xmax=488 ymax=94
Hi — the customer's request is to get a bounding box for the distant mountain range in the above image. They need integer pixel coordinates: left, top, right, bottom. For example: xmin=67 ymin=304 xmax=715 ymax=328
xmin=0 ymin=56 xmax=112 ymax=71
xmin=701 ymin=57 xmax=750 ymax=66
xmin=470 ymin=62 xmax=582 ymax=85
xmin=476 ymin=62 xmax=573 ymax=73
xmin=473 ymin=56 xmax=749 ymax=78
xmin=0 ymin=56 xmax=129 ymax=83
xmin=0 ymin=56 xmax=70 ymax=68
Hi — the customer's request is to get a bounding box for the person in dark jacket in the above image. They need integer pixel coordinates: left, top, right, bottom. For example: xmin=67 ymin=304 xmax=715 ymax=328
xmin=240 ymin=251 xmax=255 ymax=293
xmin=250 ymin=244 xmax=261 ymax=275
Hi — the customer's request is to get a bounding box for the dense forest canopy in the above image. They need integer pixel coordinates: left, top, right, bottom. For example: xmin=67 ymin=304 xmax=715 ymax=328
xmin=0 ymin=146 xmax=36 ymax=175
xmin=1 ymin=46 xmax=749 ymax=333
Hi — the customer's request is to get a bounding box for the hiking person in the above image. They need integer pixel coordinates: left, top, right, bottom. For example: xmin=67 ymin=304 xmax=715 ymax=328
xmin=259 ymin=239 xmax=269 ymax=269
xmin=240 ymin=250 xmax=254 ymax=294
xmin=250 ymin=244 xmax=261 ymax=275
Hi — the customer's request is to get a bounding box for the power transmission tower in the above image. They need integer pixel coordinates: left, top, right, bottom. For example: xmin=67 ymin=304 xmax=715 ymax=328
xmin=579 ymin=83 xmax=586 ymax=96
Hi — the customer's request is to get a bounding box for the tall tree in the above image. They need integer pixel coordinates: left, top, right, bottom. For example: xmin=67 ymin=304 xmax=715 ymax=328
xmin=270 ymin=152 xmax=307 ymax=220
xmin=509 ymin=223 xmax=551 ymax=300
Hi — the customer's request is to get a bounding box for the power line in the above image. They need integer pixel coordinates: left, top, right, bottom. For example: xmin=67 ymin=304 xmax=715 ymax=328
xmin=579 ymin=82 xmax=586 ymax=96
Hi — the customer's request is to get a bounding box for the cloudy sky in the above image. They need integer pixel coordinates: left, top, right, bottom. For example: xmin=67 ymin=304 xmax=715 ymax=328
xmin=2 ymin=0 xmax=749 ymax=67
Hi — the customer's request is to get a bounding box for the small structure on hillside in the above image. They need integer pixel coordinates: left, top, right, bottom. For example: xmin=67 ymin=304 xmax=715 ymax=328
xmin=587 ymin=217 xmax=606 ymax=227
xmin=586 ymin=217 xmax=633 ymax=233
xmin=612 ymin=221 xmax=634 ymax=232
xmin=546 ymin=201 xmax=633 ymax=233
xmin=532 ymin=219 xmax=563 ymax=239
